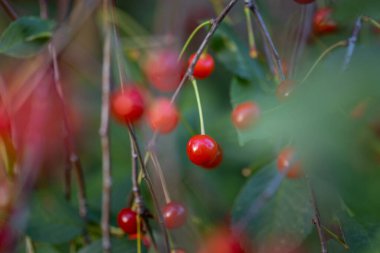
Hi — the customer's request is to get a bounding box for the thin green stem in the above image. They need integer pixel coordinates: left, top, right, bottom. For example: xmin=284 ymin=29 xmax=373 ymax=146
xmin=301 ymin=40 xmax=347 ymax=84
xmin=244 ymin=6 xmax=257 ymax=58
xmin=322 ymin=225 xmax=350 ymax=249
xmin=363 ymin=16 xmax=380 ymax=30
xmin=178 ymin=20 xmax=212 ymax=61
xmin=136 ymin=214 xmax=142 ymax=253
xmin=190 ymin=77 xmax=205 ymax=135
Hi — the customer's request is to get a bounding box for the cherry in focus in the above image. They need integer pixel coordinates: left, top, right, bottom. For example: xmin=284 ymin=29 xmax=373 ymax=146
xmin=187 ymin=134 xmax=223 ymax=169
xmin=189 ymin=53 xmax=215 ymax=79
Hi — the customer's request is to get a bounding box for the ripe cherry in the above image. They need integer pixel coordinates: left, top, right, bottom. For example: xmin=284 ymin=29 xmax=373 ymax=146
xmin=148 ymin=98 xmax=179 ymax=134
xmin=294 ymin=0 xmax=315 ymax=4
xmin=117 ymin=208 xmax=138 ymax=234
xmin=276 ymin=79 xmax=295 ymax=100
xmin=162 ymin=202 xmax=187 ymax=229
xmin=144 ymin=50 xmax=184 ymax=92
xmin=313 ymin=8 xmax=338 ymax=35
xmin=189 ymin=53 xmax=215 ymax=79
xmin=197 ymin=227 xmax=247 ymax=253
xmin=187 ymin=134 xmax=223 ymax=169
xmin=111 ymin=86 xmax=145 ymax=124
xmin=0 ymin=105 xmax=11 ymax=137
xmin=231 ymin=101 xmax=260 ymax=129
xmin=277 ymin=147 xmax=302 ymax=179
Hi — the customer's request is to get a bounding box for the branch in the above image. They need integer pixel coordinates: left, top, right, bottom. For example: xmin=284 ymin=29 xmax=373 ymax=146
xmin=305 ymin=174 xmax=328 ymax=253
xmin=245 ymin=0 xmax=285 ymax=81
xmin=100 ymin=0 xmax=112 ymax=252
xmin=342 ymin=16 xmax=363 ymax=71
xmin=40 ymin=0 xmax=89 ymax=240
xmin=0 ymin=0 xmax=17 ymax=20
xmin=126 ymin=124 xmax=170 ymax=253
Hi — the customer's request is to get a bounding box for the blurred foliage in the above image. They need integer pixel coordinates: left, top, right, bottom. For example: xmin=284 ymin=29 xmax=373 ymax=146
xmin=0 ymin=0 xmax=380 ymax=252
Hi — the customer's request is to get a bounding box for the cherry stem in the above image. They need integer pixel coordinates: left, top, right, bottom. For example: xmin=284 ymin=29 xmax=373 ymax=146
xmin=321 ymin=225 xmax=349 ymax=249
xmin=100 ymin=0 xmax=112 ymax=252
xmin=178 ymin=19 xmax=212 ymax=61
xmin=245 ymin=0 xmax=285 ymax=81
xmin=127 ymin=123 xmax=171 ymax=253
xmin=190 ymin=77 xmax=206 ymax=135
xmin=244 ymin=6 xmax=257 ymax=58
xmin=150 ymin=152 xmax=171 ymax=204
xmin=136 ymin=214 xmax=142 ymax=253
xmin=301 ymin=40 xmax=347 ymax=84
xmin=363 ymin=16 xmax=380 ymax=30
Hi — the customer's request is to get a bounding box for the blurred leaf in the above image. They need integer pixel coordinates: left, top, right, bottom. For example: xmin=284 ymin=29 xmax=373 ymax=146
xmin=232 ymin=162 xmax=313 ymax=253
xmin=0 ymin=16 xmax=55 ymax=58
xmin=78 ymin=238 xmax=143 ymax=253
xmin=230 ymin=76 xmax=280 ymax=145
xmin=211 ymin=24 xmax=266 ymax=81
xmin=26 ymin=191 xmax=84 ymax=244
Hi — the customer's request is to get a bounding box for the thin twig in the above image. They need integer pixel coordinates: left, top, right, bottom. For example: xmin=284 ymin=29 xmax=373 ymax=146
xmin=0 ymin=0 xmax=17 ymax=20
xmin=245 ymin=0 xmax=285 ymax=81
xmin=100 ymin=0 xmax=112 ymax=251
xmin=305 ymin=174 xmax=328 ymax=253
xmin=342 ymin=16 xmax=363 ymax=71
xmin=150 ymin=152 xmax=171 ymax=204
xmin=126 ymin=124 xmax=171 ymax=253
xmin=41 ymin=0 xmax=89 ymax=238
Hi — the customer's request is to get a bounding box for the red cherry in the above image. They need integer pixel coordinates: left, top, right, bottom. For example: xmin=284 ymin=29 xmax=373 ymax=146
xmin=231 ymin=101 xmax=260 ymax=129
xmin=294 ymin=0 xmax=315 ymax=4
xmin=117 ymin=208 xmax=138 ymax=234
xmin=197 ymin=227 xmax=247 ymax=253
xmin=189 ymin=53 xmax=215 ymax=79
xmin=277 ymin=147 xmax=302 ymax=179
xmin=128 ymin=234 xmax=151 ymax=248
xmin=186 ymin=134 xmax=222 ymax=169
xmin=148 ymin=98 xmax=179 ymax=134
xmin=162 ymin=202 xmax=187 ymax=229
xmin=0 ymin=105 xmax=11 ymax=137
xmin=276 ymin=79 xmax=295 ymax=100
xmin=144 ymin=50 xmax=184 ymax=92
xmin=313 ymin=8 xmax=338 ymax=35
xmin=111 ymin=86 xmax=145 ymax=124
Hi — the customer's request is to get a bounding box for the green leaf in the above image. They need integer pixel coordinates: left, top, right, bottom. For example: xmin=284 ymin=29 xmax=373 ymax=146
xmin=210 ymin=24 xmax=266 ymax=81
xmin=232 ymin=162 xmax=313 ymax=253
xmin=0 ymin=16 xmax=55 ymax=58
xmin=25 ymin=190 xmax=85 ymax=244
xmin=78 ymin=238 xmax=143 ymax=253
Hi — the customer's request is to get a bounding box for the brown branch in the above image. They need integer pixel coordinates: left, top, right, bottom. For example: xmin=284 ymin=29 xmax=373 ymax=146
xmin=126 ymin=124 xmax=171 ymax=253
xmin=305 ymin=174 xmax=328 ymax=253
xmin=0 ymin=0 xmax=17 ymax=20
xmin=245 ymin=0 xmax=285 ymax=81
xmin=100 ymin=0 xmax=112 ymax=252
xmin=40 ymin=0 xmax=89 ymax=240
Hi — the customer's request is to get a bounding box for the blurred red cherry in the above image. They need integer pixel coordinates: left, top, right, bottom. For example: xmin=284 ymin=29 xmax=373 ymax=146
xmin=313 ymin=8 xmax=338 ymax=35
xmin=144 ymin=50 xmax=184 ymax=92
